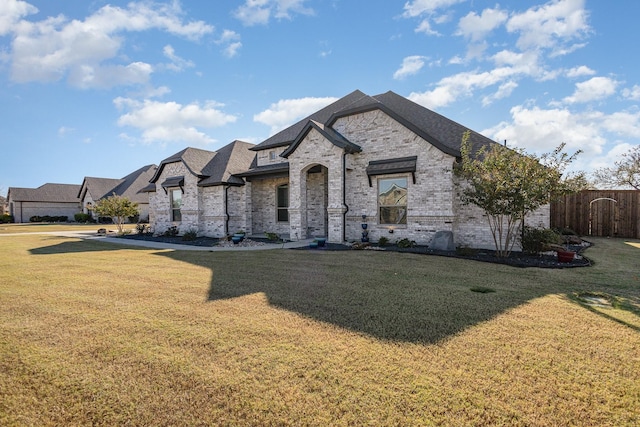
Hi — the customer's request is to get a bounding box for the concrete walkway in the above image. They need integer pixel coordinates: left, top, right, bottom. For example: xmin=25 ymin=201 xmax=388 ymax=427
xmin=3 ymin=230 xmax=314 ymax=251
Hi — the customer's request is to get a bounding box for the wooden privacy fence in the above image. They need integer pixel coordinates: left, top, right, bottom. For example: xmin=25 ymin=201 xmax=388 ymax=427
xmin=550 ymin=190 xmax=640 ymax=238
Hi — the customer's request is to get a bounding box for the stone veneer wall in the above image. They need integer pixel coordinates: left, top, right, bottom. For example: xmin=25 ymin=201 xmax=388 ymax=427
xmin=332 ymin=109 xmax=460 ymax=245
xmin=249 ymin=176 xmax=290 ymax=236
xmin=149 ymin=162 xmax=200 ymax=235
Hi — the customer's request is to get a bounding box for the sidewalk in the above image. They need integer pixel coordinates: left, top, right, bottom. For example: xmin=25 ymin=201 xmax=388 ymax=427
xmin=49 ymin=231 xmax=314 ymax=251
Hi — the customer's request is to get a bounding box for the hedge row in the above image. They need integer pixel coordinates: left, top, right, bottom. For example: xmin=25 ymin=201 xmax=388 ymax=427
xmin=29 ymin=215 xmax=69 ymax=223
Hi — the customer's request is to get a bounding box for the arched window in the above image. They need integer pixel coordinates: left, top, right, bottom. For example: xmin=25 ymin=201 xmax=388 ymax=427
xmin=276 ymin=184 xmax=289 ymax=222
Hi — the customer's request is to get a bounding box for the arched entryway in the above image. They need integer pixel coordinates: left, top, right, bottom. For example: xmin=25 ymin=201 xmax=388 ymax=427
xmin=302 ymin=164 xmax=329 ymax=239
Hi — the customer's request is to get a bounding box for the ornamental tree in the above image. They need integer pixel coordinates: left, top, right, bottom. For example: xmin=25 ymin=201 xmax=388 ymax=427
xmin=455 ymin=131 xmax=584 ymax=257
xmin=93 ymin=193 xmax=139 ymax=234
xmin=592 ymin=145 xmax=640 ymax=190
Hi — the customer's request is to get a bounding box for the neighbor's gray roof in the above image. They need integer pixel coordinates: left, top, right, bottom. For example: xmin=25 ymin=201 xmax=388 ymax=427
xmin=252 ymin=89 xmax=497 ymax=157
xmin=8 ymin=183 xmax=81 ymax=203
xmin=150 ymin=140 xmax=256 ymax=187
xmin=79 ymin=164 xmax=157 ymax=203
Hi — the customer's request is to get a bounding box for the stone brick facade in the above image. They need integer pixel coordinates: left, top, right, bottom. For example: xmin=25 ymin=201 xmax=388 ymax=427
xmin=145 ymin=90 xmax=551 ymax=250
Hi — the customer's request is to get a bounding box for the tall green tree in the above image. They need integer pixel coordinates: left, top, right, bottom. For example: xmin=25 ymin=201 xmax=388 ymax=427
xmin=93 ymin=194 xmax=139 ymax=234
xmin=592 ymin=145 xmax=640 ymax=190
xmin=455 ymin=132 xmax=584 ymax=257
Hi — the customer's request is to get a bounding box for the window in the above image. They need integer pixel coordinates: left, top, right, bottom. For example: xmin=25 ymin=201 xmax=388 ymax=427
xmin=277 ymin=184 xmax=289 ymax=222
xmin=378 ymin=177 xmax=407 ymax=224
xmin=170 ymin=188 xmax=182 ymax=222
xmin=269 ymin=151 xmax=277 ymax=160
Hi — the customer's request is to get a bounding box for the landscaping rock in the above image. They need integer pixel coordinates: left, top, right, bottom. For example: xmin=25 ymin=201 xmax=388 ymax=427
xmin=429 ymin=231 xmax=455 ymax=251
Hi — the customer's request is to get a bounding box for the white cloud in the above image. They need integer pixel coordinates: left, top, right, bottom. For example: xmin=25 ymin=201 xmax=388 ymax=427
xmin=456 ymin=7 xmax=508 ymax=42
xmin=162 ymin=45 xmax=195 ymax=72
xmin=403 ymin=0 xmax=464 ymax=35
xmin=403 ymin=0 xmax=464 ymax=18
xmin=482 ymin=81 xmax=518 ymax=106
xmin=483 ymin=105 xmax=605 ymax=155
xmin=506 ymin=0 xmax=590 ymax=54
xmin=0 ymin=0 xmax=37 ymax=36
xmin=6 ymin=1 xmax=212 ymax=88
xmin=254 ymin=96 xmax=338 ymax=135
xmin=114 ymin=97 xmax=237 ymax=146
xmin=234 ymin=0 xmax=313 ymax=26
xmin=216 ymin=30 xmax=242 ymax=58
xmin=393 ymin=55 xmax=426 ymax=80
xmin=566 ymin=65 xmax=595 ymax=78
xmin=409 ymin=67 xmax=521 ymax=109
xmin=563 ymin=76 xmax=618 ymax=104
xmin=482 ymin=104 xmax=640 ymax=172
xmin=622 ymin=85 xmax=640 ymax=101
xmin=57 ymin=126 xmax=75 ymax=137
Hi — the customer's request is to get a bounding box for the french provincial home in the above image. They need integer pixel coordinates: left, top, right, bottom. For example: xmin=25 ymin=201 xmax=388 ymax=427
xmin=144 ymin=90 xmax=549 ymax=248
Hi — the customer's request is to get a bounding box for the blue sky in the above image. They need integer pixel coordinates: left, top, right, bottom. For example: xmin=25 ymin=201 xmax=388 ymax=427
xmin=2 ymin=0 xmax=640 ymax=191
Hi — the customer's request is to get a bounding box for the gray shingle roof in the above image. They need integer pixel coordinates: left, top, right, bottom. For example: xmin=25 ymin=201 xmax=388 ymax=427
xmin=252 ymin=89 xmax=497 ymax=157
xmin=9 ymin=183 xmax=81 ymax=203
xmin=150 ymin=140 xmax=256 ymax=187
xmin=79 ymin=164 xmax=157 ymax=203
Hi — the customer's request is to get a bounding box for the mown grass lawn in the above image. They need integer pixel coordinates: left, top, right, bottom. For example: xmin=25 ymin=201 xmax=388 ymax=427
xmin=1 ymin=230 xmax=639 ymax=426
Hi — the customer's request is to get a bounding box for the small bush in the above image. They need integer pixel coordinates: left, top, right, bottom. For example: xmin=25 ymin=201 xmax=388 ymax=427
xmin=265 ymin=232 xmax=279 ymax=241
xmin=74 ymin=213 xmax=93 ymax=223
xmin=136 ymin=223 xmax=152 ymax=235
xmin=396 ymin=238 xmax=416 ymax=248
xmin=0 ymin=214 xmax=13 ymax=223
xmin=377 ymin=236 xmax=389 ymax=247
xmin=182 ymin=229 xmax=198 ymax=241
xmin=520 ymin=226 xmax=561 ymax=254
xmin=163 ymin=226 xmax=179 ymax=237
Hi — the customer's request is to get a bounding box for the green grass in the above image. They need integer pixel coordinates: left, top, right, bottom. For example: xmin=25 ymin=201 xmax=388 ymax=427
xmin=1 ymin=233 xmax=639 ymax=426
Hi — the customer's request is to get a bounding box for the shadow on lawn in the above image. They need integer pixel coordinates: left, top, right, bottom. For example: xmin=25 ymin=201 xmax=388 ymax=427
xmin=158 ymin=249 xmax=558 ymax=344
xmin=29 ymin=238 xmax=150 ymax=255
xmin=29 ymin=238 xmax=634 ymax=344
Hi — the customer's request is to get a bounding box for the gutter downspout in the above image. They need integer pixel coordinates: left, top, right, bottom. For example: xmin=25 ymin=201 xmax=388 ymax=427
xmin=342 ymin=153 xmax=349 ymax=242
xmin=224 ymin=185 xmax=230 ymax=236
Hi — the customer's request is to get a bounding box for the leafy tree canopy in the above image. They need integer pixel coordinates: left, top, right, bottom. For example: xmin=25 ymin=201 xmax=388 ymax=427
xmin=455 ymin=132 xmax=584 ymax=256
xmin=93 ymin=194 xmax=139 ymax=234
xmin=592 ymin=145 xmax=640 ymax=190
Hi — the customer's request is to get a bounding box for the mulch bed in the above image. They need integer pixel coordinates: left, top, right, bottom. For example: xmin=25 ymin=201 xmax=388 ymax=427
xmin=118 ymin=233 xmax=591 ymax=268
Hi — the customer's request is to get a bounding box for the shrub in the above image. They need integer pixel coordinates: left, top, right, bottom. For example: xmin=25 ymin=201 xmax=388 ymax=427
xmin=29 ymin=215 xmax=68 ymax=223
xmin=163 ymin=226 xmax=179 ymax=237
xmin=74 ymin=213 xmax=93 ymax=223
xmin=265 ymin=232 xmax=279 ymax=241
xmin=182 ymin=229 xmax=198 ymax=241
xmin=377 ymin=236 xmax=389 ymax=247
xmin=520 ymin=226 xmax=561 ymax=254
xmin=0 ymin=214 xmax=14 ymax=223
xmin=136 ymin=223 xmax=152 ymax=235
xmin=396 ymin=238 xmax=416 ymax=248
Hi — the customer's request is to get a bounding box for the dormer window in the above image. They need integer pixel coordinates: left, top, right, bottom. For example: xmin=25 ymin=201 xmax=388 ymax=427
xmin=269 ymin=151 xmax=277 ymax=160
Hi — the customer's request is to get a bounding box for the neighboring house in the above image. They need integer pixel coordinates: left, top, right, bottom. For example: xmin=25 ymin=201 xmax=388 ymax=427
xmin=78 ymin=164 xmax=157 ymax=222
xmin=146 ymin=90 xmax=549 ymax=248
xmin=7 ymin=183 xmax=81 ymax=223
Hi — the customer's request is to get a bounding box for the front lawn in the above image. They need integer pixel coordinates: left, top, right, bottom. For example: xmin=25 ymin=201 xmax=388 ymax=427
xmin=0 ymin=234 xmax=638 ymax=426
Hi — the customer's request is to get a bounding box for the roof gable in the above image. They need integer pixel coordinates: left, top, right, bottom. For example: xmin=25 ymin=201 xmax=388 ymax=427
xmin=252 ymin=89 xmax=498 ymax=159
xmin=151 ymin=141 xmax=256 ymax=187
xmin=251 ymin=90 xmax=369 ymax=151
xmin=281 ymin=120 xmax=362 ymax=158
